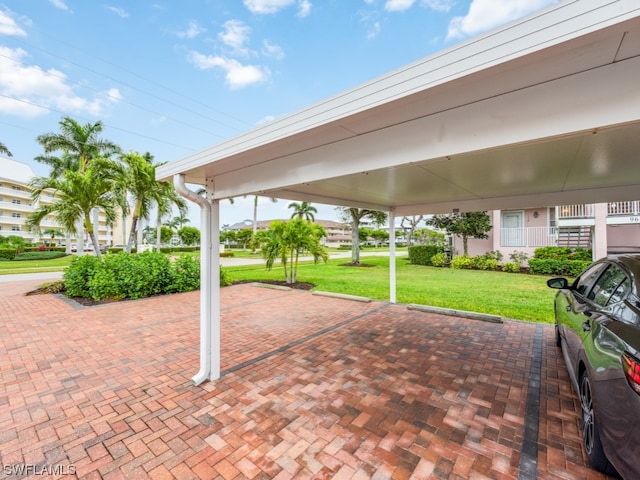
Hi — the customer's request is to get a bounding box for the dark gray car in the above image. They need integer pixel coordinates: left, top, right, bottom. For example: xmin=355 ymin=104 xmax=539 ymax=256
xmin=547 ymin=255 xmax=640 ymax=478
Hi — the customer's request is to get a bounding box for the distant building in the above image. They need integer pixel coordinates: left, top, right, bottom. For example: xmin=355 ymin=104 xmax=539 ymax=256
xmin=227 ymin=218 xmax=351 ymax=247
xmin=0 ymin=156 xmax=124 ymax=246
xmin=460 ymin=203 xmax=640 ymax=261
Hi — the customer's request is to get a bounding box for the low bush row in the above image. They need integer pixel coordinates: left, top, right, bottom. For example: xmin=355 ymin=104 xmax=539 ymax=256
xmin=64 ymin=251 xmax=232 ymax=301
xmin=410 ymin=245 xmax=592 ymax=276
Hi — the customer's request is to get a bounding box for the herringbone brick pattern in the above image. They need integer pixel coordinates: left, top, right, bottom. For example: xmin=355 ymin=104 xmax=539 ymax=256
xmin=0 ymin=280 xmax=613 ymax=479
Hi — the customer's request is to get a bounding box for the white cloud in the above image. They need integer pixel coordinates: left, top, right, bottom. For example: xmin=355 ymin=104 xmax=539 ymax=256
xmin=0 ymin=46 xmax=120 ymax=118
xmin=421 ymin=0 xmax=454 ymax=12
xmin=48 ymin=0 xmax=69 ymax=11
xmin=177 ymin=20 xmax=205 ymax=39
xmin=384 ymin=0 xmax=415 ymax=12
xmin=446 ymin=0 xmax=558 ymax=40
xmin=188 ymin=52 xmax=270 ymax=89
xmin=244 ymin=0 xmax=296 ymax=14
xmin=218 ymin=20 xmax=252 ymax=55
xmin=366 ymin=21 xmax=381 ymax=39
xmin=297 ymin=0 xmax=312 ymax=18
xmin=0 ymin=10 xmax=27 ymax=36
xmin=262 ymin=40 xmax=284 ymax=59
xmin=105 ymin=6 xmax=130 ymax=19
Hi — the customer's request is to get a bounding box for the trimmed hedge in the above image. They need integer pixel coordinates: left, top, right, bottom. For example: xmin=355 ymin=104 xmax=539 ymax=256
xmin=63 ymin=251 xmax=232 ymax=301
xmin=528 ymin=246 xmax=592 ymax=276
xmin=0 ymin=249 xmax=18 ymax=260
xmin=528 ymin=258 xmax=591 ymax=277
xmin=408 ymin=245 xmax=444 ymax=266
xmin=14 ymin=251 xmax=68 ymax=261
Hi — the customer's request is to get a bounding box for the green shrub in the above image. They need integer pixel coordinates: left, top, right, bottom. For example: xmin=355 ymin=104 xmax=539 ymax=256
xmin=0 ymin=248 xmax=18 ymax=260
xmin=533 ymin=246 xmax=591 ymax=260
xmin=14 ymin=251 xmax=68 ymax=261
xmin=473 ymin=256 xmax=498 ymax=270
xmin=63 ymin=255 xmax=102 ymax=297
xmin=502 ymin=262 xmax=521 ymax=273
xmin=509 ymin=251 xmax=529 ymax=266
xmin=528 ymin=258 xmax=591 ymax=276
xmin=408 ymin=245 xmax=443 ymax=266
xmin=451 ymin=254 xmax=475 ymax=269
xmin=220 ymin=267 xmax=232 ymax=287
xmin=170 ymin=255 xmax=201 ymax=293
xmin=430 ymin=252 xmax=447 ymax=267
xmin=529 ymin=247 xmax=592 ymax=276
xmin=220 ymin=251 xmax=235 ymax=257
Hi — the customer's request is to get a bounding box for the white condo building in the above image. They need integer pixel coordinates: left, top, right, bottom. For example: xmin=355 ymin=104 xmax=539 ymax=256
xmin=0 ymin=156 xmax=124 ymax=247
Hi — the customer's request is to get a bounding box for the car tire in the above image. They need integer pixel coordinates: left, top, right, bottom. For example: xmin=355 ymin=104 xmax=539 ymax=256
xmin=579 ymin=372 xmax=615 ymax=475
xmin=555 ymin=323 xmax=561 ymax=347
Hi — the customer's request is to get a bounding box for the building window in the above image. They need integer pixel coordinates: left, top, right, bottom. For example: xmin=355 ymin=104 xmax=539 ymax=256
xmin=11 ymin=199 xmax=21 ymax=205
xmin=11 ymin=212 xmax=21 ymax=218
xmin=11 ymin=226 xmax=20 ymax=232
xmin=548 ymin=207 xmax=557 ymax=228
xmin=11 ymin=185 xmax=21 ymax=191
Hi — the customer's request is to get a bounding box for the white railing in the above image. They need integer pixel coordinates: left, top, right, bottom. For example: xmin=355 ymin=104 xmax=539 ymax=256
xmin=501 ymin=227 xmax=558 ymax=247
xmin=558 ymin=204 xmax=595 ymax=218
xmin=558 ymin=201 xmax=640 ymax=218
xmin=608 ymin=201 xmax=640 ymax=216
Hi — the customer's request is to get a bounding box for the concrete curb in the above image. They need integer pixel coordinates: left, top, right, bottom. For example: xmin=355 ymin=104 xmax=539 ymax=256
xmin=250 ymin=282 xmax=292 ymax=291
xmin=312 ymin=291 xmax=372 ymax=303
xmin=407 ymin=304 xmax=503 ymax=323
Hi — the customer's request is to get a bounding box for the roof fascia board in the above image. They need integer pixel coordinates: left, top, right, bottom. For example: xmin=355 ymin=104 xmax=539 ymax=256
xmin=210 ymin=57 xmax=640 ymax=199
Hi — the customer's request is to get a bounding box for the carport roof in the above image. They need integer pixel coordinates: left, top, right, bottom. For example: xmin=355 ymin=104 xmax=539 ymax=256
xmin=157 ymin=0 xmax=640 ymax=215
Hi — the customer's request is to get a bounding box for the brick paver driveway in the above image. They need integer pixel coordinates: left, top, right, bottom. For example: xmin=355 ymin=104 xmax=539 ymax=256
xmin=0 ymin=280 xmax=615 ymax=479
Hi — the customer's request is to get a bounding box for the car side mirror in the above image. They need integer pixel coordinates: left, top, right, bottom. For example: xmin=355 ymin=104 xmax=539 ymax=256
xmin=547 ymin=277 xmax=569 ymax=289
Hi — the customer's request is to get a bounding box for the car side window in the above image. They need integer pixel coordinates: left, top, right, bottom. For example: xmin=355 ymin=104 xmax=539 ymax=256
xmin=588 ymin=265 xmax=629 ymax=307
xmin=574 ymin=263 xmax=607 ymax=297
xmin=606 ymin=277 xmax=630 ymax=306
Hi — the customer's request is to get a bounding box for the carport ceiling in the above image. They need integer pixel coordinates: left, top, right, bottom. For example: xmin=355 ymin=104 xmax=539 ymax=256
xmin=157 ymin=0 xmax=640 ymax=216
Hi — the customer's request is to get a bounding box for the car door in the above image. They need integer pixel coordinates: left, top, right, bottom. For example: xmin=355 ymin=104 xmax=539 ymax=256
xmin=559 ymin=263 xmax=608 ymax=372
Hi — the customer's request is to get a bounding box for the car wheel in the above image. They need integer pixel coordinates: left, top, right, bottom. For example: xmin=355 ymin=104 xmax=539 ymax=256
xmin=579 ymin=372 xmax=613 ymax=474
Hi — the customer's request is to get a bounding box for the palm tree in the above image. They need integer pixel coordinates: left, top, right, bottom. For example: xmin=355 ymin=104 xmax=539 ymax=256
xmin=118 ymin=152 xmax=186 ymax=252
xmin=35 ymin=116 xmax=121 ymax=253
xmin=27 ymin=159 xmax=123 ymax=257
xmin=171 ymin=214 xmax=190 ymax=230
xmin=0 ymin=141 xmax=12 ymax=157
xmin=261 ymin=219 xmax=328 ymax=283
xmin=154 ymin=180 xmax=187 ymax=251
xmin=42 ymin=228 xmax=63 ymax=245
xmin=36 ymin=117 xmax=121 ymax=173
xmin=288 ymin=201 xmax=318 ymax=222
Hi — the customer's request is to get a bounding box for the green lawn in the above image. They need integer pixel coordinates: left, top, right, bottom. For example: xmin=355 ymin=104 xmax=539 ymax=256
xmin=225 ymin=256 xmax=557 ymax=324
xmin=0 ymin=256 xmax=73 ymax=274
xmin=1 ymin=252 xmax=557 ymax=323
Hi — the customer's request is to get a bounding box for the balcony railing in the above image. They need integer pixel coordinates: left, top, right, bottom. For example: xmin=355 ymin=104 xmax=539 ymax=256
xmin=608 ymin=201 xmax=640 ymax=216
xmin=558 ymin=204 xmax=595 ymax=219
xmin=558 ymin=201 xmax=640 ymax=218
xmin=501 ymin=227 xmax=558 ymax=248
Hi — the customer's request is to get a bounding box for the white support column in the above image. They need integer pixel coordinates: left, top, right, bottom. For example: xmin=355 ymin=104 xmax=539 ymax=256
xmin=208 ymin=178 xmax=221 ymax=381
xmin=593 ymin=202 xmax=608 ymax=260
xmin=173 ymin=175 xmax=220 ymax=385
xmin=389 ymin=208 xmax=396 ymax=304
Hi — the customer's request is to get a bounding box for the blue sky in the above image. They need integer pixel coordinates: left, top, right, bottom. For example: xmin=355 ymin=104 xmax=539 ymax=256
xmin=0 ymin=0 xmax=557 ymax=227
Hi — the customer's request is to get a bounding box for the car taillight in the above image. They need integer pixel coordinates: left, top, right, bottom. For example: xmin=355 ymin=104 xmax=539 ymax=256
xmin=622 ymin=352 xmax=640 ymax=396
